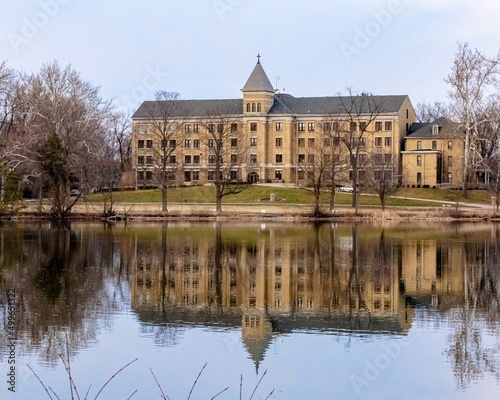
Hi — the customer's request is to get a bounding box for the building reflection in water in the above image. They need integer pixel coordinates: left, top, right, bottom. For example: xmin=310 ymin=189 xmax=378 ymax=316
xmin=129 ymin=223 xmax=498 ymax=370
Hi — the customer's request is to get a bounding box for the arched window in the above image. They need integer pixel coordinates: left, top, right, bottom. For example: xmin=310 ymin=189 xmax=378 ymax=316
xmin=257 ymin=103 xmax=261 ymax=112
xmin=252 ymin=103 xmax=256 ymax=112
xmin=246 ymin=103 xmax=250 ymax=112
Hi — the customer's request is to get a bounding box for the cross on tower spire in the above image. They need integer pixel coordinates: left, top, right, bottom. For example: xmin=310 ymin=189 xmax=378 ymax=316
xmin=257 ymin=53 xmax=261 ymax=64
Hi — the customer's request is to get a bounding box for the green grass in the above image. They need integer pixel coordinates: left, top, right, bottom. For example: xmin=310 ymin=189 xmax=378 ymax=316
xmin=85 ymin=185 xmax=491 ymax=207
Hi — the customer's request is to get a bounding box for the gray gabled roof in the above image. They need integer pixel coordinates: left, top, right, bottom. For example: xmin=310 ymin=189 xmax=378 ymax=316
xmin=268 ymin=94 xmax=409 ymax=115
xmin=132 ymin=98 xmax=243 ymax=119
xmin=406 ymin=117 xmax=461 ymax=138
xmin=241 ymin=61 xmax=275 ymax=93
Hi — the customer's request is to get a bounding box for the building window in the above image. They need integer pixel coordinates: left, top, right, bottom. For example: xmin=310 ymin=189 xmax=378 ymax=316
xmin=169 ymin=140 xmax=176 ymax=148
xmin=250 ymin=137 xmax=257 ymax=146
xmin=145 ymin=156 xmax=153 ymax=165
xmin=274 ymin=169 xmax=282 ymax=181
xmin=250 ymin=154 xmax=257 ymax=164
xmin=193 ymin=155 xmax=200 ymax=164
xmin=385 ymin=153 xmax=392 ymax=163
xmin=146 ymin=171 xmax=153 ymax=180
xmin=184 ymin=139 xmax=191 ymax=148
xmin=230 ymin=170 xmax=238 ymax=180
xmin=360 ymin=121 xmax=367 ymax=131
xmin=231 ymin=154 xmax=238 ymax=164
xmin=384 ymin=137 xmax=392 ymax=146
xmin=417 ymin=141 xmax=422 ymax=150
xmin=184 ymin=124 xmax=191 ymax=134
xmin=257 ymin=103 xmax=261 ymax=112
xmin=145 ymin=140 xmax=153 ymax=148
xmin=138 ymin=140 xmax=144 ymax=149
xmin=375 ymin=137 xmax=382 ymax=146
xmin=323 ymin=122 xmax=331 ymax=132
xmin=298 ymin=138 xmax=305 ymax=147
xmin=193 ymin=139 xmax=200 ymax=148
xmin=324 ymin=138 xmax=331 ymax=146
xmin=308 ymin=138 xmax=315 ymax=147
xmin=246 ymin=103 xmax=250 ymax=112
xmin=448 ymin=156 xmax=452 ymax=166
xmin=193 ymin=170 xmax=199 ymax=181
xmin=374 ymin=154 xmax=383 ymax=164
xmin=307 ymin=154 xmax=315 ymax=163
xmin=208 ymin=139 xmax=215 ymax=148
xmin=350 ymin=122 xmax=357 ymax=132
xmin=252 ymin=103 xmax=256 ymax=112
xmin=231 ymin=123 xmax=238 ymax=132
xmin=332 ymin=137 xmax=340 ymax=146
xmin=298 ymin=154 xmax=305 ymax=163
xmin=208 ymin=124 xmax=215 ymax=133
xmin=433 ymin=125 xmax=439 ymax=135
xmin=184 ymin=171 xmax=191 ymax=182
xmin=231 ymin=138 xmax=238 ymax=147
xmin=385 ymin=121 xmax=392 ymax=131
xmin=298 ymin=122 xmax=305 ymax=131
xmin=250 ymin=123 xmax=257 ymax=131
xmin=208 ymin=155 xmax=216 ymax=164
xmin=432 ymin=141 xmax=437 ymax=150
xmin=276 ymin=122 xmax=282 ymax=131
xmin=137 ymin=156 xmax=144 ymax=165
xmin=417 ymin=172 xmax=422 ymax=185
xmin=169 ymin=155 xmax=176 ymax=164
xmin=137 ymin=171 xmax=144 ymax=180
xmin=276 ymin=137 xmax=283 ymax=147
xmin=417 ymin=155 xmax=422 ymax=166
xmin=276 ymin=154 xmax=283 ymax=163
xmin=208 ymin=171 xmax=215 ymax=181
xmin=448 ymin=141 xmax=453 ymax=149
xmin=194 ymin=124 xmax=199 ymax=133
xmin=448 ymin=172 xmax=452 ymax=183
xmin=359 ymin=137 xmax=366 ymax=147
xmin=308 ymin=122 xmax=315 ymax=131
xmin=184 ymin=155 xmax=191 ymax=164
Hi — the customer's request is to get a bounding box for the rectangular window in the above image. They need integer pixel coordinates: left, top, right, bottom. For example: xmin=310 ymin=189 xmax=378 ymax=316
xmin=448 ymin=141 xmax=453 ymax=149
xmin=448 ymin=156 xmax=452 ymax=166
xmin=332 ymin=137 xmax=340 ymax=146
xmin=375 ymin=137 xmax=382 ymax=146
xmin=417 ymin=155 xmax=422 ymax=166
xmin=447 ymin=172 xmax=452 ymax=183
xmin=384 ymin=137 xmax=392 ymax=146
xmin=193 ymin=124 xmax=199 ymax=133
xmin=138 ymin=140 xmax=144 ymax=149
xmin=217 ymin=124 xmax=223 ymax=133
xmin=374 ymin=154 xmax=383 ymax=164
xmin=276 ymin=154 xmax=283 ymax=163
xmin=169 ymin=155 xmax=176 ymax=164
xmin=231 ymin=123 xmax=238 ymax=133
xmin=231 ymin=138 xmax=238 ymax=147
xmin=184 ymin=124 xmax=191 ymax=133
xmin=432 ymin=141 xmax=437 ymax=150
xmin=307 ymin=154 xmax=315 ymax=163
xmin=417 ymin=172 xmax=422 ymax=185
xmin=146 ymin=171 xmax=153 ymax=180
xmin=146 ymin=155 xmax=153 ymax=165
xmin=359 ymin=137 xmax=366 ymax=147
xmin=250 ymin=122 xmax=258 ymax=131
xmin=298 ymin=154 xmax=305 ymax=163
xmin=230 ymin=170 xmax=238 ymax=180
xmin=298 ymin=138 xmax=305 ymax=147
xmin=308 ymin=138 xmax=315 ymax=147
xmin=250 ymin=154 xmax=257 ymax=164
xmin=275 ymin=137 xmax=283 ymax=147
xmin=193 ymin=155 xmax=200 ymax=164
xmin=417 ymin=141 xmax=422 ymax=150
xmin=184 ymin=171 xmax=191 ymax=182
xmin=323 ymin=122 xmax=331 ymax=132
xmin=324 ymin=138 xmax=331 ymax=147
xmin=231 ymin=154 xmax=238 ymax=164
xmin=208 ymin=139 xmax=215 ymax=148
xmin=384 ymin=153 xmax=392 ymax=163
xmin=208 ymin=155 xmax=216 ymax=164
xmin=375 ymin=122 xmax=382 ymax=131
xmin=250 ymin=137 xmax=257 ymax=146
xmin=184 ymin=139 xmax=191 ymax=148
xmin=193 ymin=139 xmax=200 ymax=148
xmin=308 ymin=122 xmax=315 ymax=131
xmin=350 ymin=122 xmax=357 ymax=132
xmin=208 ymin=124 xmax=215 ymax=133
xmin=298 ymin=122 xmax=305 ymax=131
xmin=169 ymin=139 xmax=176 ymax=148
xmin=276 ymin=122 xmax=282 ymax=131
xmin=193 ymin=170 xmax=199 ymax=181
xmin=137 ymin=171 xmax=144 ymax=180
xmin=137 ymin=156 xmax=144 ymax=165
xmin=375 ymin=170 xmax=383 ymax=181
xmin=359 ymin=122 xmax=367 ymax=131
xmin=208 ymin=171 xmax=215 ymax=181
xmin=184 ymin=155 xmax=191 ymax=164
xmin=385 ymin=121 xmax=392 ymax=131
xmin=146 ymin=140 xmax=153 ymax=148
xmin=275 ymin=169 xmax=282 ymax=180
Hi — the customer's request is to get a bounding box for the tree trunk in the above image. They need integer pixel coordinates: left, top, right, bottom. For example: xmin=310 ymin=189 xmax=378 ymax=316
xmin=161 ymin=185 xmax=168 ymax=212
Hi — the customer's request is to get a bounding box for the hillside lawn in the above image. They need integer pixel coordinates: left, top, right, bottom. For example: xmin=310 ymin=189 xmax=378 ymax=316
xmin=85 ymin=185 xmax=493 ymax=208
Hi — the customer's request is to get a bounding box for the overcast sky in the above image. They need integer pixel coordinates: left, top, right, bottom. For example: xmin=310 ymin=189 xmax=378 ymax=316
xmin=1 ymin=0 xmax=499 ymax=112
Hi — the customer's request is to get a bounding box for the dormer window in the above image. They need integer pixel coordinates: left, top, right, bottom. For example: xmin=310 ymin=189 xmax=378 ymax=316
xmin=432 ymin=125 xmax=439 ymax=135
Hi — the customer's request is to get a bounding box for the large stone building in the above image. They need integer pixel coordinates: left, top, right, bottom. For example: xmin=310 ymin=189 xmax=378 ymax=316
xmin=131 ymin=58 xmax=417 ymax=187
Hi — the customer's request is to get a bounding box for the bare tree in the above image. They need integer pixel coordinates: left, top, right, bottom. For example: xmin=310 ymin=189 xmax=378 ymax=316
xmin=110 ymin=111 xmax=131 ymax=173
xmin=361 ymin=151 xmax=400 ymax=210
xmin=415 ymin=101 xmax=449 ymax=123
xmin=202 ymin=109 xmax=249 ymax=212
xmin=445 ymin=42 xmax=500 ymax=197
xmin=334 ymin=89 xmax=384 ymax=211
xmin=143 ymin=91 xmax=184 ymax=212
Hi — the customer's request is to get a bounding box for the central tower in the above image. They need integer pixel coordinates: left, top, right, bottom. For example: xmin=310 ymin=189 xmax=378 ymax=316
xmin=241 ymin=55 xmax=275 ymax=115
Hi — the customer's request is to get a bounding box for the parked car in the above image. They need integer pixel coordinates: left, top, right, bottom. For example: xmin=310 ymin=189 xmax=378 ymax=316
xmin=70 ymin=189 xmax=81 ymax=196
xmin=337 ymin=185 xmax=354 ymax=193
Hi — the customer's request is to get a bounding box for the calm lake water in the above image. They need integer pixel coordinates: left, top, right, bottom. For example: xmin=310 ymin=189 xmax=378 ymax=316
xmin=0 ymin=221 xmax=499 ymax=400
